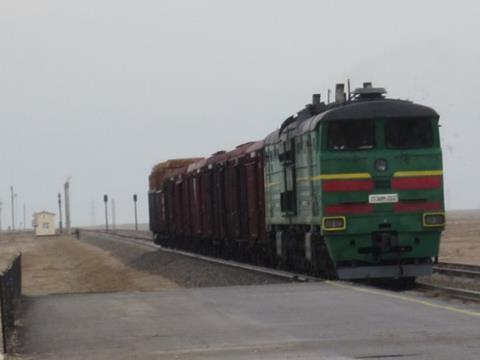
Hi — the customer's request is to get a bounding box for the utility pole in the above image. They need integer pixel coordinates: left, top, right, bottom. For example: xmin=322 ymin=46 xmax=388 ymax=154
xmin=0 ymin=201 xmax=3 ymax=233
xmin=23 ymin=203 xmax=26 ymax=231
xmin=111 ymin=198 xmax=116 ymax=232
xmin=103 ymin=194 xmax=109 ymax=232
xmin=133 ymin=194 xmax=138 ymax=231
xmin=14 ymin=193 xmax=18 ymax=230
xmin=10 ymin=186 xmax=15 ymax=232
xmin=64 ymin=178 xmax=71 ymax=234
xmin=58 ymin=193 xmax=63 ymax=234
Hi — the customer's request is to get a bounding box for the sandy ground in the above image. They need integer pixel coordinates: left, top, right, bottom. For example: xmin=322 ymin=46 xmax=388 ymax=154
xmin=439 ymin=210 xmax=480 ymax=265
xmin=0 ymin=233 xmax=177 ymax=296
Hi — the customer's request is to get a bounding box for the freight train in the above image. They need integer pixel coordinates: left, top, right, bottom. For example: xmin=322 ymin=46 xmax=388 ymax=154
xmin=148 ymin=82 xmax=445 ymax=283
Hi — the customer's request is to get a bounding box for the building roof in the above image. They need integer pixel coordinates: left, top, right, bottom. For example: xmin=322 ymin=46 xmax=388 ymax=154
xmin=33 ymin=211 xmax=56 ymax=216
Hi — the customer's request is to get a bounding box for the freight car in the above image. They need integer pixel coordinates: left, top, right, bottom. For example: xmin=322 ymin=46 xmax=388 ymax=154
xmin=149 ymin=82 xmax=445 ymax=283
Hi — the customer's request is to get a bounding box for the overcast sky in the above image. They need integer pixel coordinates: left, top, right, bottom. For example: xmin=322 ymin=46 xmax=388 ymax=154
xmin=0 ymin=1 xmax=478 ymax=227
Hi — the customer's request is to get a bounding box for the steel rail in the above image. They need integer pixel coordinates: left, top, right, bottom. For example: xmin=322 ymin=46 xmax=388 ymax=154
xmin=433 ymin=262 xmax=480 ymax=280
xmin=436 ymin=262 xmax=480 ymax=271
xmin=415 ymin=282 xmax=480 ymax=302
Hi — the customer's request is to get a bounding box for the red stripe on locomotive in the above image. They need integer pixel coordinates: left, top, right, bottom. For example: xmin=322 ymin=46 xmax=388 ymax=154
xmin=392 ymin=176 xmax=442 ymax=190
xmin=322 ymin=179 xmax=374 ymax=192
xmin=325 ymin=203 xmax=373 ymax=215
xmin=394 ymin=201 xmax=442 ymax=212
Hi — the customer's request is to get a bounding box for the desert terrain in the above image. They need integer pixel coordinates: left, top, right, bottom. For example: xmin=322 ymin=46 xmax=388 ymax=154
xmin=439 ymin=210 xmax=480 ymax=265
xmin=0 ymin=233 xmax=178 ymax=296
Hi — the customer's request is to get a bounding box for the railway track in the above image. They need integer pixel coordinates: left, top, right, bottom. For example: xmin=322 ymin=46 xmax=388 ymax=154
xmin=415 ymin=262 xmax=480 ymax=302
xmin=433 ymin=262 xmax=480 ymax=280
xmin=81 ymin=230 xmax=480 ymax=302
xmin=415 ymin=282 xmax=480 ymax=302
xmin=81 ymin=229 xmax=317 ymax=283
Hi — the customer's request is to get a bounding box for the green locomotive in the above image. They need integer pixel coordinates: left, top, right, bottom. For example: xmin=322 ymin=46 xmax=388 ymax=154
xmin=264 ymin=83 xmax=444 ymax=280
xmin=149 ymin=82 xmax=444 ymax=283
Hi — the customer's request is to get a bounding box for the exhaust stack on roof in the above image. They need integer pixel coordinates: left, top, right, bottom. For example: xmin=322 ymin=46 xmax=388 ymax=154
xmin=335 ymin=83 xmax=346 ymax=104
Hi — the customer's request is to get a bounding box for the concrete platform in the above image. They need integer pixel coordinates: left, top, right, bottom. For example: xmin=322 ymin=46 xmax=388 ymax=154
xmin=19 ymin=282 xmax=480 ymax=359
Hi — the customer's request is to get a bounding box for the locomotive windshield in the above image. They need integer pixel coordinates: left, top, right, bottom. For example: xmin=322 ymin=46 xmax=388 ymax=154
xmin=385 ymin=118 xmax=433 ymax=149
xmin=327 ymin=119 xmax=375 ymax=150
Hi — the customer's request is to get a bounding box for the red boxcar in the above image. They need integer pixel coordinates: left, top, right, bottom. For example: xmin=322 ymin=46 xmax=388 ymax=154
xmin=245 ymin=141 xmax=266 ymax=244
xmin=224 ymin=143 xmax=254 ymax=242
xmin=188 ymin=159 xmax=206 ymax=239
xmin=149 ymin=142 xmax=268 ymax=261
xmin=148 ymin=159 xmax=200 ymax=241
xmin=207 ymin=151 xmax=229 ymax=244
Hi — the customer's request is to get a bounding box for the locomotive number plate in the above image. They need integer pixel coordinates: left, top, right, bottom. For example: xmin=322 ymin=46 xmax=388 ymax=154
xmin=368 ymin=193 xmax=399 ymax=204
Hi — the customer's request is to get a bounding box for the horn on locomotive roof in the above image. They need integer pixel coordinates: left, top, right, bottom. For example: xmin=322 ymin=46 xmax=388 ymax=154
xmin=312 ymin=93 xmax=321 ymax=106
xmin=352 ymin=82 xmax=387 ymax=99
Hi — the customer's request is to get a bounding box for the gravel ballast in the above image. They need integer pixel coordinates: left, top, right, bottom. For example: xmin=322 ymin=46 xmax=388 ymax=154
xmin=80 ymin=231 xmax=287 ymax=288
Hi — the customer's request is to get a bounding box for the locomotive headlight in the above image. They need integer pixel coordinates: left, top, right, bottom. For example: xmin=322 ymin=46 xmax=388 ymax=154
xmin=322 ymin=216 xmax=346 ymax=231
xmin=423 ymin=212 xmax=446 ymax=227
xmin=375 ymin=158 xmax=388 ymax=172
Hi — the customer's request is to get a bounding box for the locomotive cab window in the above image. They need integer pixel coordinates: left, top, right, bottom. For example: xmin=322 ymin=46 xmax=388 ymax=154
xmin=385 ymin=118 xmax=433 ymax=149
xmin=327 ymin=119 xmax=375 ymax=151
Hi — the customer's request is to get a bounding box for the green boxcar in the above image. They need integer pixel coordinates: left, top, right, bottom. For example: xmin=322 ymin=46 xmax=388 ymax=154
xmin=264 ymin=84 xmax=444 ymax=280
